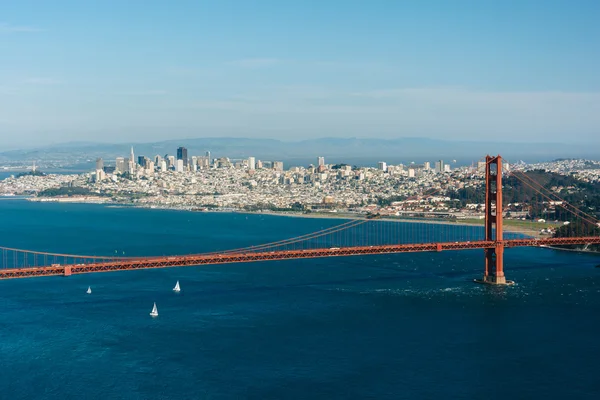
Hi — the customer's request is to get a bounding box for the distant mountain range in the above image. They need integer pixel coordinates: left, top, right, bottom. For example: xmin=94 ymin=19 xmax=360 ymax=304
xmin=1 ymin=137 xmax=598 ymax=168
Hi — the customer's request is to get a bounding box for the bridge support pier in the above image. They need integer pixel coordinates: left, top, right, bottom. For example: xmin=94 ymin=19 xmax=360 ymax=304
xmin=476 ymin=155 xmax=514 ymax=286
xmin=64 ymin=265 xmax=72 ymax=277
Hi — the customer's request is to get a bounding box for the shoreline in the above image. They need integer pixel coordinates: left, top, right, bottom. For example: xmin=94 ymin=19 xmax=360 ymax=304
xmin=16 ymin=196 xmax=545 ymax=236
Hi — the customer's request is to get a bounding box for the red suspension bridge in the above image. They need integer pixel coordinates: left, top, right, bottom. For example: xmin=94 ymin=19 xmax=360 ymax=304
xmin=1 ymin=155 xmax=599 ymax=284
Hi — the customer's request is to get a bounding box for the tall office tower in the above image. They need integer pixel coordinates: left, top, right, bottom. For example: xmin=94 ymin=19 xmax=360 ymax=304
xmin=154 ymin=155 xmax=163 ymax=165
xmin=160 ymin=160 xmax=167 ymax=171
xmin=167 ymin=156 xmax=175 ymax=168
xmin=177 ymin=147 xmax=188 ymax=168
xmin=248 ymin=157 xmax=256 ymax=170
xmin=138 ymin=156 xmax=145 ymax=167
xmin=423 ymin=161 xmax=431 ymax=171
xmin=130 ymin=147 xmax=135 ymax=165
xmin=435 ymin=160 xmax=445 ymax=173
xmin=95 ymin=158 xmax=104 ymax=170
xmin=256 ymin=160 xmax=263 ymax=169
xmin=115 ymin=157 xmax=125 ymax=173
xmin=378 ymin=161 xmax=387 ymax=172
xmin=444 ymin=164 xmax=451 ymax=173
xmin=205 ymin=151 xmax=211 ymax=166
xmin=318 ymin=156 xmax=325 ymax=166
xmin=273 ymin=161 xmax=284 ymax=171
xmin=175 ymin=159 xmax=184 ymax=172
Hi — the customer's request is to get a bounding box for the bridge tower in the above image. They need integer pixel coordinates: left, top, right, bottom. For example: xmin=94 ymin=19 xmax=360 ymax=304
xmin=478 ymin=155 xmax=513 ymax=285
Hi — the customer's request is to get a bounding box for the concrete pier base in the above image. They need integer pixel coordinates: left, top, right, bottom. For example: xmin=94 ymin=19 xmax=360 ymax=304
xmin=474 ymin=275 xmax=515 ymax=286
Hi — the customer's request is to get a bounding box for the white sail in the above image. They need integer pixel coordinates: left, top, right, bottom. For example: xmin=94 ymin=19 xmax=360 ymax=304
xmin=150 ymin=302 xmax=158 ymax=317
xmin=173 ymin=280 xmax=181 ymax=292
xmin=86 ymin=286 xmax=92 ymax=294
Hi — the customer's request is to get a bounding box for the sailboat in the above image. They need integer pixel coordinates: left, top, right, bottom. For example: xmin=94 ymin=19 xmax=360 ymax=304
xmin=150 ymin=302 xmax=158 ymax=317
xmin=86 ymin=286 xmax=92 ymax=294
xmin=173 ymin=280 xmax=181 ymax=293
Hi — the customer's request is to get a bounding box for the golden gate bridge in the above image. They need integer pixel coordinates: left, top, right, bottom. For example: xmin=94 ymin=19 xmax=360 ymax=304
xmin=1 ymin=155 xmax=599 ymax=284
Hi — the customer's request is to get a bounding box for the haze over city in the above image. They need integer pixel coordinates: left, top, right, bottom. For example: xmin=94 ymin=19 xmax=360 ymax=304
xmin=2 ymin=0 xmax=600 ymax=149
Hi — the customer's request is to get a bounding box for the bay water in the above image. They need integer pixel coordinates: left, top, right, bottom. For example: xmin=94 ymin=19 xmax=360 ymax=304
xmin=0 ymin=200 xmax=599 ymax=399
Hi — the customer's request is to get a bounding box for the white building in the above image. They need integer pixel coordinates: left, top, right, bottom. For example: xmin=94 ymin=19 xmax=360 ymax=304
xmin=378 ymin=161 xmax=387 ymax=172
xmin=248 ymin=157 xmax=256 ymax=170
xmin=318 ymin=156 xmax=325 ymax=166
xmin=435 ymin=160 xmax=444 ymax=173
xmin=175 ymin=159 xmax=184 ymax=173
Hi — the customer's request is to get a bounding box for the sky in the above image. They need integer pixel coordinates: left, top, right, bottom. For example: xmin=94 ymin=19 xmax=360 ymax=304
xmin=1 ymin=0 xmax=599 ymax=148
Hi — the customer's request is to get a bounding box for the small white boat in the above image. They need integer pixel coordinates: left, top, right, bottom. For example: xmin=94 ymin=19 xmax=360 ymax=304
xmin=150 ymin=302 xmax=158 ymax=317
xmin=173 ymin=280 xmax=181 ymax=293
xmin=86 ymin=286 xmax=92 ymax=294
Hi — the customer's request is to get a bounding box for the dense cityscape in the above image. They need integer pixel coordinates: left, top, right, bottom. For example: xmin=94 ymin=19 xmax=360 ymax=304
xmin=2 ymin=146 xmax=600 ymax=234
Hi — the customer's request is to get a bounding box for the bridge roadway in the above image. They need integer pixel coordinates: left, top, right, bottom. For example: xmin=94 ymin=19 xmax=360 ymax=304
xmin=1 ymin=237 xmax=600 ymax=279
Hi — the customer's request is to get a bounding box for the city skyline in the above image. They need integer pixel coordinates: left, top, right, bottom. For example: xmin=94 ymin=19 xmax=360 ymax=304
xmin=1 ymin=1 xmax=600 ymax=147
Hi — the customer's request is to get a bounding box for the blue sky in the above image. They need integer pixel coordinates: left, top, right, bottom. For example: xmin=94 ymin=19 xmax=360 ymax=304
xmin=1 ymin=0 xmax=599 ymax=147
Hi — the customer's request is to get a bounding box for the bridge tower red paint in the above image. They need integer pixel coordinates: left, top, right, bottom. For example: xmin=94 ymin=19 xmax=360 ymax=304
xmin=478 ymin=155 xmax=513 ymax=285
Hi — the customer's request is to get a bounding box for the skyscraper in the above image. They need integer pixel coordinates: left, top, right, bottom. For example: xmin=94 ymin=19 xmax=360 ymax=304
xmin=95 ymin=158 xmax=104 ymax=170
xmin=318 ymin=156 xmax=325 ymax=166
xmin=115 ymin=157 xmax=125 ymax=173
xmin=248 ymin=157 xmax=256 ymax=170
xmin=273 ymin=161 xmax=284 ymax=171
xmin=175 ymin=159 xmax=184 ymax=172
xmin=378 ymin=161 xmax=387 ymax=172
xmin=130 ymin=147 xmax=135 ymax=165
xmin=177 ymin=147 xmax=188 ymax=168
xmin=206 ymin=151 xmax=211 ymax=167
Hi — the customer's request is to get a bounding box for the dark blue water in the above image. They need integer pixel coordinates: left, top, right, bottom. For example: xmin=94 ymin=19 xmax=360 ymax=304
xmin=0 ymin=172 xmax=15 ymax=181
xmin=1 ymin=200 xmax=599 ymax=399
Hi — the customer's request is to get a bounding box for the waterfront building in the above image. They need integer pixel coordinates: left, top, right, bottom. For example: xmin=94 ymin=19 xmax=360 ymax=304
xmin=435 ymin=160 xmax=445 ymax=173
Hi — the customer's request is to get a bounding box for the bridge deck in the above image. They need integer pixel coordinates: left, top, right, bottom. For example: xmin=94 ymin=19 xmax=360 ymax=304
xmin=1 ymin=237 xmax=599 ymax=280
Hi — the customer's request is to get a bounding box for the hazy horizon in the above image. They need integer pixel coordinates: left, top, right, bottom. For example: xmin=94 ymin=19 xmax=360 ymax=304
xmin=2 ymin=1 xmax=600 ymax=147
